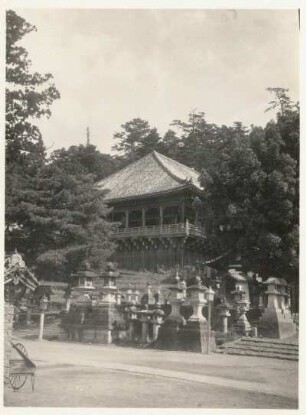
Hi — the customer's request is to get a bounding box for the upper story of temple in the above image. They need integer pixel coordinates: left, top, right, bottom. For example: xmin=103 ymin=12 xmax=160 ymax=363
xmin=95 ymin=151 xmax=206 ymax=241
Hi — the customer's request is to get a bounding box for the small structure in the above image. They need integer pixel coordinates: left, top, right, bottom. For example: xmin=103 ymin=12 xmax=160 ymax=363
xmin=258 ymin=277 xmax=296 ymax=339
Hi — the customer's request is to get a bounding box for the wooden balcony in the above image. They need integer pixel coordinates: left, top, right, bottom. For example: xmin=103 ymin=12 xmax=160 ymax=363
xmin=111 ymin=222 xmax=206 ymax=239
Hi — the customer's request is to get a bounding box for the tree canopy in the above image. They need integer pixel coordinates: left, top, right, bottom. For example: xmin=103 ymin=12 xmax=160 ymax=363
xmin=5 ymin=11 xmax=116 ymax=281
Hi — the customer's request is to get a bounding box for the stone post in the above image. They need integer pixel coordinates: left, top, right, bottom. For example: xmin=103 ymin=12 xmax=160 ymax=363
xmin=140 ymin=308 xmax=150 ymax=343
xmin=65 ymin=296 xmax=71 ymax=312
xmin=152 ymin=306 xmax=165 ymax=341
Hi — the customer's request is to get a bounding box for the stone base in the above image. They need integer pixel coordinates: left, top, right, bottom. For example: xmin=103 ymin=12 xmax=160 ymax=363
xmin=258 ymin=308 xmax=296 ymax=339
xmin=234 ymin=317 xmax=252 ymax=337
xmin=154 ymin=322 xmax=182 ymax=351
xmin=180 ymin=320 xmax=216 ymax=353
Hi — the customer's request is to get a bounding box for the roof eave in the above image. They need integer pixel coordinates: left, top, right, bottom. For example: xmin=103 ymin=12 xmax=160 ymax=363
xmin=104 ymin=183 xmax=204 ymax=204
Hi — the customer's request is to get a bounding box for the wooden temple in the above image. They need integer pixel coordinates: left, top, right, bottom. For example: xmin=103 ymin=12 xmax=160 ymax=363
xmin=96 ymin=151 xmax=207 ymax=270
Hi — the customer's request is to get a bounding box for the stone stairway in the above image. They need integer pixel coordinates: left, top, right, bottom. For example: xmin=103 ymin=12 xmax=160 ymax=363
xmin=217 ymin=337 xmax=298 ymax=361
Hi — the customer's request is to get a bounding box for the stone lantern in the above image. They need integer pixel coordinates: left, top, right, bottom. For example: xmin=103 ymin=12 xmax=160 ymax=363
xmin=100 ymin=263 xmax=121 ymax=304
xmin=186 ymin=275 xmax=207 ymax=323
xmin=134 ymin=288 xmax=140 ymax=304
xmin=218 ymin=302 xmax=231 ymax=334
xmin=231 ymin=286 xmax=252 ymax=336
xmin=126 ymin=286 xmax=133 ymax=304
xmin=258 ymin=277 xmax=296 ymax=339
xmin=234 ymin=299 xmax=252 ymax=336
xmin=154 ymin=271 xmax=185 ymax=350
xmin=180 ymin=275 xmax=216 ymax=353
xmin=139 ymin=305 xmax=152 ymax=343
xmin=164 ymin=272 xmax=186 ymax=326
xmin=71 ymin=261 xmax=96 ymax=292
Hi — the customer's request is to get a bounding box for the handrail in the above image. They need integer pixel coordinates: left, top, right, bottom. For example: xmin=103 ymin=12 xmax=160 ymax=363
xmin=111 ymin=222 xmax=206 ymax=238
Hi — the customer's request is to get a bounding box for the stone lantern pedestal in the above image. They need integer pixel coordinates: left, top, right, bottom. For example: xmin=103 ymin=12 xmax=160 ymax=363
xmin=258 ymin=277 xmax=296 ymax=339
xmin=154 ymin=272 xmax=185 ymax=350
xmin=180 ymin=276 xmax=216 ymax=353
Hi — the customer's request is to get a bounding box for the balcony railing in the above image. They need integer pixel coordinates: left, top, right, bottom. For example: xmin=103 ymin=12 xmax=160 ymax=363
xmin=111 ymin=222 xmax=206 ymax=239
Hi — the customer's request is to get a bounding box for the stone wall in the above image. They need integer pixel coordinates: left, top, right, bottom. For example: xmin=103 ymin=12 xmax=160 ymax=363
xmin=4 ymin=303 xmax=14 ymax=384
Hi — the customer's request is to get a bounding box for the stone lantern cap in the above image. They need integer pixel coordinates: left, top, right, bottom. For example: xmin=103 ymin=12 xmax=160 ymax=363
xmin=166 ymin=271 xmax=183 ymax=290
xmin=102 ymin=262 xmax=121 ymax=278
xmin=263 ymin=277 xmax=287 ymax=286
xmin=187 ymin=275 xmax=207 ymax=291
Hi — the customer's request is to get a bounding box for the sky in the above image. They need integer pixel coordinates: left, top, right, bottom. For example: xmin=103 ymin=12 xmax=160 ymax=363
xmin=15 ymin=8 xmax=299 ymax=155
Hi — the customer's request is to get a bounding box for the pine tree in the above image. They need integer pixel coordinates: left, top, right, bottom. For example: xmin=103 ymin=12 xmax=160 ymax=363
xmin=6 ymin=10 xmax=60 ymax=248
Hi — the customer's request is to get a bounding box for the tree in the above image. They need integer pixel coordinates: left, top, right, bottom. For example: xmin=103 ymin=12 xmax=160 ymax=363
xmin=199 ymin=90 xmax=299 ymax=282
xmin=265 ymin=87 xmax=294 ymax=116
xmin=112 ymin=118 xmax=161 ymax=162
xmin=6 ymin=10 xmax=60 ymax=249
xmin=166 ymin=111 xmax=221 ymax=170
xmin=6 ymin=10 xmax=60 ymax=172
xmin=5 ymin=11 xmax=115 ymax=280
xmin=7 ymin=162 xmax=116 ymax=281
xmin=49 ymin=144 xmax=120 ymax=181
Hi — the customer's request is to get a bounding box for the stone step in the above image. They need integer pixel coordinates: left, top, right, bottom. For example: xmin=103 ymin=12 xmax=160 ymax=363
xmin=217 ymin=336 xmax=299 ymax=360
xmin=216 ymin=348 xmax=298 ymax=361
xmin=240 ymin=337 xmax=298 ymax=347
xmin=238 ymin=340 xmax=298 ymax=350
xmin=220 ymin=344 xmax=298 ymax=356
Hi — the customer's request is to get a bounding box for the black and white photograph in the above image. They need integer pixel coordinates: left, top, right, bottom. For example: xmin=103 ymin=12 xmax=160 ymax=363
xmin=2 ymin=1 xmax=303 ymax=412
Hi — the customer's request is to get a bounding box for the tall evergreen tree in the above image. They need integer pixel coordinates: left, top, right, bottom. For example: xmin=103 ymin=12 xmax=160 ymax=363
xmin=112 ymin=118 xmax=161 ymax=162
xmin=6 ymin=10 xmax=60 ymax=250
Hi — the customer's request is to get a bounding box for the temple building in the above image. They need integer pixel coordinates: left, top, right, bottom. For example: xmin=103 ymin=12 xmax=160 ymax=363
xmin=96 ymin=151 xmax=208 ymax=270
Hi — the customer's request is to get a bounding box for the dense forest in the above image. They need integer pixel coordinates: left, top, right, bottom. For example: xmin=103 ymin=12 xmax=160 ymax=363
xmin=6 ymin=10 xmax=299 ymax=284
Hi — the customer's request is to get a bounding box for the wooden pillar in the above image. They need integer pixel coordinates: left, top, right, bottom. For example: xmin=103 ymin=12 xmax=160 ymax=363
xmin=159 ymin=206 xmax=163 ymax=226
xmin=142 ymin=208 xmax=146 ymax=227
xmin=125 ymin=210 xmax=129 ymax=228
xmin=181 ymin=201 xmax=185 ymax=223
xmin=195 ymin=211 xmax=199 ymax=226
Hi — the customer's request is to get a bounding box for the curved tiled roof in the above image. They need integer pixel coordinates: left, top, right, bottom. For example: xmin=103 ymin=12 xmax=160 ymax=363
xmin=96 ymin=151 xmax=203 ymax=201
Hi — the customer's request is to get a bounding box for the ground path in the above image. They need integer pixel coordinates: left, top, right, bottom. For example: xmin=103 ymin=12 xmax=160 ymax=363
xmin=4 ymin=337 xmax=298 ymax=408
